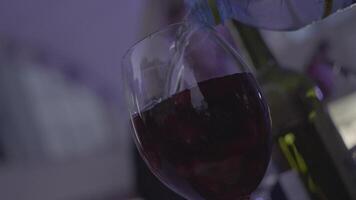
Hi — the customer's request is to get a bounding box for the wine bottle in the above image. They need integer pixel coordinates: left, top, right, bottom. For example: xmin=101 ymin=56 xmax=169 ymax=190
xmin=186 ymin=0 xmax=356 ymax=30
xmin=229 ymin=20 xmax=356 ymax=199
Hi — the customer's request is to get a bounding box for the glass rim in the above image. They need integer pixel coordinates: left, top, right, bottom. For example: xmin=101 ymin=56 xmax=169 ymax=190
xmin=121 ymin=20 xmax=253 ymax=81
xmin=121 ymin=21 xmax=219 ymax=67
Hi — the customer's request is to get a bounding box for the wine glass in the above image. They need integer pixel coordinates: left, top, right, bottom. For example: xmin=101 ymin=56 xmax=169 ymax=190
xmin=122 ymin=22 xmax=272 ymax=200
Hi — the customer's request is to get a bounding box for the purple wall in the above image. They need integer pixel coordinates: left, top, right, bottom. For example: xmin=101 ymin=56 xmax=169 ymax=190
xmin=0 ymin=0 xmax=144 ymax=103
xmin=0 ymin=1 xmax=148 ymax=199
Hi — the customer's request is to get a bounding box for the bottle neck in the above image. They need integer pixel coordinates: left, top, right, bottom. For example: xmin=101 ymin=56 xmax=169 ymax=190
xmin=186 ymin=0 xmax=232 ymax=26
xmin=186 ymin=0 xmax=215 ymax=25
xmin=232 ymin=20 xmax=279 ymax=72
xmin=205 ymin=0 xmax=221 ymax=24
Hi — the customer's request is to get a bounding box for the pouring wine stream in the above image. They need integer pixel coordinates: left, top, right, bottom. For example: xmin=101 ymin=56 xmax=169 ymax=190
xmin=164 ymin=21 xmax=197 ymax=99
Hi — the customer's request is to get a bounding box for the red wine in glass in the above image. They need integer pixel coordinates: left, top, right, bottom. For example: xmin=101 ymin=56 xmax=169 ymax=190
xmin=132 ymin=72 xmax=271 ymax=200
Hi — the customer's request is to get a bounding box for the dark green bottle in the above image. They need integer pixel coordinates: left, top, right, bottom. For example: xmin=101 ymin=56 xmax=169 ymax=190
xmin=229 ymin=19 xmax=356 ymax=200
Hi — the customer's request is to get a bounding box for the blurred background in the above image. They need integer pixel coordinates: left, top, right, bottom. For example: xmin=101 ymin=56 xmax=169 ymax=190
xmin=0 ymin=0 xmax=356 ymax=200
